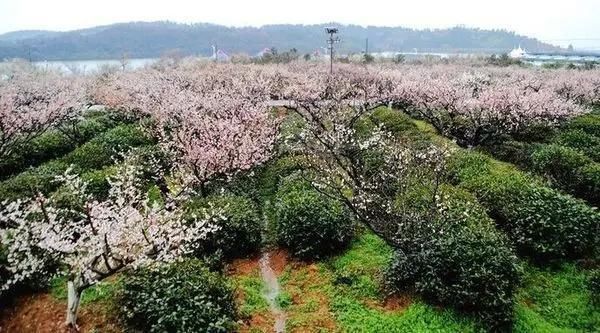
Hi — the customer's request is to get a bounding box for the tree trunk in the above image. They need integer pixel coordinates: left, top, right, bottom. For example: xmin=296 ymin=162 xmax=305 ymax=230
xmin=66 ymin=279 xmax=83 ymax=331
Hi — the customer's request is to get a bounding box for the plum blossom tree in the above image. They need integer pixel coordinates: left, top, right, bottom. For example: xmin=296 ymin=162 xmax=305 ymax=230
xmin=0 ymin=154 xmax=223 ymax=330
xmin=279 ymin=66 xmax=451 ymax=241
xmin=93 ymin=66 xmax=280 ymax=193
xmin=395 ymin=67 xmax=586 ymax=147
xmin=0 ymin=73 xmax=86 ymax=160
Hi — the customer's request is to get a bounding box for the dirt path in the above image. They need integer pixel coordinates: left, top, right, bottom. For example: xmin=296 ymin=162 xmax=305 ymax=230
xmin=259 ymin=250 xmax=287 ymax=333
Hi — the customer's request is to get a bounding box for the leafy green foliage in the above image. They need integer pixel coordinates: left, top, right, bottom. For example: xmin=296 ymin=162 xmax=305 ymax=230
xmin=553 ymin=129 xmax=600 ymax=162
xmin=529 ymin=144 xmax=600 ymax=207
xmin=589 ymin=269 xmax=600 ymax=306
xmin=388 ymin=185 xmax=521 ymax=329
xmin=0 ymin=111 xmax=119 ymax=180
xmin=515 ymin=264 xmax=599 ymax=331
xmin=186 ymin=194 xmax=262 ymax=261
xmin=118 ymin=259 xmax=236 ymax=333
xmin=273 ymin=177 xmax=354 ymax=260
xmin=0 ymin=124 xmax=152 ymax=201
xmin=450 ymin=151 xmax=599 ymax=261
xmin=566 ymin=113 xmax=600 ymax=138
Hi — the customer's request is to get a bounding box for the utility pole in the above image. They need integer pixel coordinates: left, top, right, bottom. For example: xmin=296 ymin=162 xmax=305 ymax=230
xmin=365 ymin=38 xmax=369 ymax=54
xmin=325 ymin=27 xmax=339 ymax=74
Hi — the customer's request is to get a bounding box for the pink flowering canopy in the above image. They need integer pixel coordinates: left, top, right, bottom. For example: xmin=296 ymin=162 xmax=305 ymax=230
xmin=0 ymin=72 xmax=87 ymax=159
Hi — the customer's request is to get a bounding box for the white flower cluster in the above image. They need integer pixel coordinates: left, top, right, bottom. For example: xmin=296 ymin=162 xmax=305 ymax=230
xmin=0 ymin=157 xmax=223 ymax=294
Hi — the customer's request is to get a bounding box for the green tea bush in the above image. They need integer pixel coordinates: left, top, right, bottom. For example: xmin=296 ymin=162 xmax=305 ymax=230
xmin=369 ymin=107 xmax=417 ymax=134
xmin=0 ymin=112 xmax=119 ymax=180
xmin=567 ymin=114 xmax=600 ymax=138
xmin=0 ymin=124 xmax=152 ymax=201
xmin=530 ymin=144 xmax=591 ymax=188
xmin=273 ymin=177 xmax=354 ymax=260
xmin=63 ymin=124 xmax=152 ymax=170
xmin=578 ymin=163 xmax=600 ymax=206
xmin=553 ymin=129 xmax=600 ymax=162
xmin=186 ymin=194 xmax=262 ymax=260
xmin=119 ymin=259 xmax=236 ymax=333
xmin=0 ymin=160 xmax=70 ymax=201
xmin=255 ymin=155 xmax=307 ymax=201
xmin=386 ymin=185 xmax=521 ymax=329
xmin=589 ymin=269 xmax=600 ymax=305
xmin=483 ymin=140 xmax=533 ymax=168
xmin=512 ymin=123 xmax=557 ymax=143
xmin=450 ymin=151 xmax=599 ymax=261
xmin=530 ymin=144 xmax=600 ymax=206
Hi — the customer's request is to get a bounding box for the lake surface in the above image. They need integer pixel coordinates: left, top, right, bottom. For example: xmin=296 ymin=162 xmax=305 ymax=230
xmin=31 ymin=58 xmax=159 ymax=74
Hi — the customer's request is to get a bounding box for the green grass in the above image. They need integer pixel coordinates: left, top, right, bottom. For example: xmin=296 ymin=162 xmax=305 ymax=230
xmin=325 ymin=232 xmax=482 ymax=332
xmin=50 ymin=276 xmax=120 ymax=305
xmin=514 ymin=263 xmax=599 ymax=332
xmin=231 ymin=270 xmax=270 ymax=318
xmin=327 ymin=232 xmax=393 ymax=300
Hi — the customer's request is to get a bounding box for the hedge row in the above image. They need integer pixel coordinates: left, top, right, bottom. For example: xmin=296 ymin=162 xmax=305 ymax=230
xmin=449 ymin=151 xmax=599 ymax=261
xmin=272 ymin=176 xmax=355 ymax=260
xmin=0 ymin=124 xmax=153 ymax=201
xmin=530 ymin=144 xmax=600 ymax=207
xmin=486 ymin=139 xmax=600 ymax=208
xmin=387 ymin=184 xmax=521 ymax=329
xmin=119 ymin=259 xmax=236 ymax=333
xmin=0 ymin=111 xmax=123 ymax=180
xmin=185 ymin=194 xmax=263 ymax=263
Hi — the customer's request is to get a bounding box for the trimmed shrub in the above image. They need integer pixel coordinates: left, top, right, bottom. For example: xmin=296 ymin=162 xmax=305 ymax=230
xmin=589 ymin=269 xmax=600 ymax=305
xmin=369 ymin=107 xmax=417 ymax=134
xmin=273 ymin=177 xmax=354 ymax=260
xmin=530 ymin=144 xmax=591 ymax=189
xmin=529 ymin=144 xmax=600 ymax=206
xmin=512 ymin=123 xmax=557 ymax=143
xmin=449 ymin=151 xmax=599 ymax=261
xmin=63 ymin=124 xmax=152 ymax=170
xmin=0 ymin=124 xmax=152 ymax=201
xmin=119 ymin=259 xmax=236 ymax=333
xmin=0 ymin=160 xmax=70 ymax=201
xmin=553 ymin=129 xmax=600 ymax=162
xmin=186 ymin=194 xmax=262 ymax=260
xmin=0 ymin=112 xmax=119 ymax=180
xmin=567 ymin=114 xmax=600 ymax=138
xmin=256 ymin=155 xmax=307 ymax=201
xmin=483 ymin=140 xmax=534 ymax=168
xmin=386 ymin=185 xmax=521 ymax=329
xmin=578 ymin=163 xmax=600 ymax=206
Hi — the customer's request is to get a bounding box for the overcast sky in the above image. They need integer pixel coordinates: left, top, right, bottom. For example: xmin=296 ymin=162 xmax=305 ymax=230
xmin=1 ymin=0 xmax=599 ymax=49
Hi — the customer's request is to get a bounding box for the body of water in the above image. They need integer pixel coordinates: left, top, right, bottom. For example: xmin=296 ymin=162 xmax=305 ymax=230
xmin=31 ymin=58 xmax=159 ymax=74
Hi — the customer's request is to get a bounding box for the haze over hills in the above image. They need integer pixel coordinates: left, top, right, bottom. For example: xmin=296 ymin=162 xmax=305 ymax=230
xmin=0 ymin=21 xmax=564 ymax=61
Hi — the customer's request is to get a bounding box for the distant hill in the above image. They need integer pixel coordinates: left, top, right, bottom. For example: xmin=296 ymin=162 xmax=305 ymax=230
xmin=0 ymin=21 xmax=563 ymax=61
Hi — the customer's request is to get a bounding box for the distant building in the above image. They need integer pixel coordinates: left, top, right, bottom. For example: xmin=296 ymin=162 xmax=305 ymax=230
xmin=509 ymin=45 xmax=527 ymax=59
xmin=212 ymin=45 xmax=230 ymax=61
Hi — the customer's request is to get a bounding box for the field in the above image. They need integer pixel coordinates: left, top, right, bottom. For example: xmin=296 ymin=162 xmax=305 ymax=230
xmin=0 ymin=60 xmax=599 ymax=332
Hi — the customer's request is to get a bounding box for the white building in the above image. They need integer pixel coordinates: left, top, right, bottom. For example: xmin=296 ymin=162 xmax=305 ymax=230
xmin=509 ymin=45 xmax=527 ymax=59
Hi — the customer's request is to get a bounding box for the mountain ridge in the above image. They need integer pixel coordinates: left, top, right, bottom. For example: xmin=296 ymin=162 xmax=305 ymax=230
xmin=0 ymin=21 xmax=563 ymax=61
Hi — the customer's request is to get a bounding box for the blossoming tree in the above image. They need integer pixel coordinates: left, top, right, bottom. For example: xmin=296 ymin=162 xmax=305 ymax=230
xmin=94 ymin=66 xmax=280 ymax=192
xmin=0 ymin=73 xmax=86 ymax=160
xmin=0 ymin=154 xmax=223 ymax=330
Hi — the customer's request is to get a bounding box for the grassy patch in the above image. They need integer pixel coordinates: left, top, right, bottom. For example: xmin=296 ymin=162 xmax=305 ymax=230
xmin=279 ymin=264 xmax=337 ymax=332
xmin=325 ymin=232 xmax=481 ymax=332
xmin=231 ymin=269 xmax=270 ymax=319
xmin=327 ymin=232 xmax=392 ymax=300
xmin=50 ymin=276 xmax=120 ymax=305
xmin=514 ymin=263 xmax=599 ymax=332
